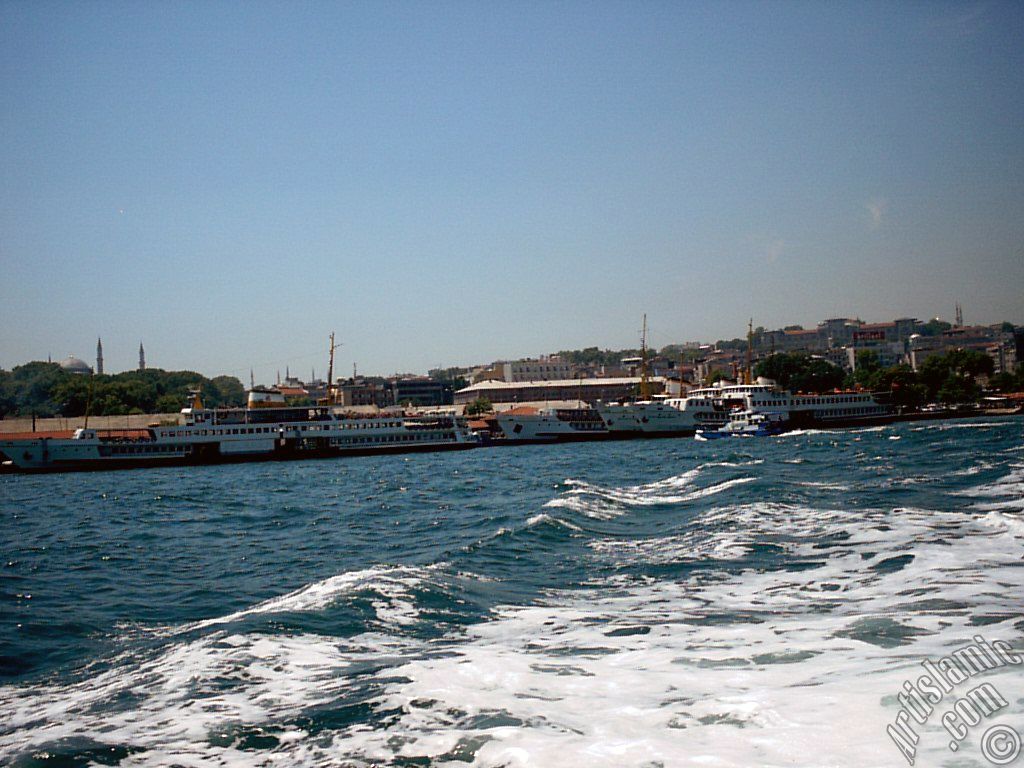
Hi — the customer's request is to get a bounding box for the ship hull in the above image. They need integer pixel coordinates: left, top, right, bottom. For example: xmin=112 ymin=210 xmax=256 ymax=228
xmin=0 ymin=437 xmax=476 ymax=474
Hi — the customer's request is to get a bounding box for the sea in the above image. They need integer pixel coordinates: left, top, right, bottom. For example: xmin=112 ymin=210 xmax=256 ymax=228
xmin=1 ymin=417 xmax=1022 ymax=768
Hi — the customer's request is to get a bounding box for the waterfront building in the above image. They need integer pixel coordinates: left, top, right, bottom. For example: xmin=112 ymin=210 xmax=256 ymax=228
xmin=821 ymin=347 xmax=853 ymax=372
xmin=393 ymin=377 xmax=451 ymax=407
xmin=470 ymin=364 xmax=504 ymax=384
xmin=693 ymin=350 xmax=743 ymax=384
xmin=333 ymin=378 xmax=387 ymax=408
xmin=761 ymin=327 xmax=820 ymax=353
xmin=277 ymin=375 xmax=308 ymax=400
xmin=501 ymin=356 xmax=575 ymax=383
xmin=816 ymin=318 xmax=862 ymax=349
xmin=454 ymin=376 xmax=666 ymax=407
xmin=908 ymin=325 xmax=1001 ymax=370
xmin=847 ymin=321 xmax=915 ymax=370
xmin=987 ymin=341 xmax=1017 ymax=375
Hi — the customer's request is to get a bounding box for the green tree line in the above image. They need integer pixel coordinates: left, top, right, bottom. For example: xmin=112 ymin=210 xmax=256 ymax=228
xmin=0 ymin=363 xmax=245 ymax=418
xmin=752 ymin=350 xmax=1018 ymax=407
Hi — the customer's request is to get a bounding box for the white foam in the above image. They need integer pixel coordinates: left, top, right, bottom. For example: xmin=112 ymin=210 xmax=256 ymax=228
xmin=177 ymin=564 xmax=436 ymax=634
xmin=4 ymin=469 xmax=1023 ymax=768
xmin=796 ymin=480 xmax=851 ymax=491
xmin=322 ymin=492 xmax=1024 ymax=767
xmin=0 ymin=629 xmax=424 ymax=767
xmin=911 ymin=419 xmax=1012 ymax=432
xmin=776 ymin=428 xmax=840 ymax=437
xmin=542 ymin=467 xmax=754 ymax=521
xmin=525 ymin=513 xmax=583 ymax=532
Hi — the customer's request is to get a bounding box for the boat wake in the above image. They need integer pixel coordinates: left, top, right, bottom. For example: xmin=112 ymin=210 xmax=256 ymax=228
xmin=542 ymin=463 xmax=757 ymax=520
xmin=2 ymin=458 xmax=1022 ymax=767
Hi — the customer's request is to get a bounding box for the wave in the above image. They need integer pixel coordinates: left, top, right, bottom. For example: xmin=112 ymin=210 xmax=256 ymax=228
xmin=314 ymin=482 xmax=1024 ymax=767
xmin=541 ymin=464 xmax=755 ymax=520
xmin=920 ymin=420 xmax=1012 ymax=430
xmin=172 ymin=564 xmax=440 ymax=635
xmin=4 ymin=464 xmax=1023 ymax=767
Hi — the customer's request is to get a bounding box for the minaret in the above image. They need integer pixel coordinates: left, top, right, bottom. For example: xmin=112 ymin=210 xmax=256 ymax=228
xmin=955 ymin=302 xmax=964 ymax=327
xmin=96 ymin=338 xmax=104 ymax=375
xmin=250 ymin=369 xmax=255 ymax=389
xmin=138 ymin=342 xmax=146 ymax=371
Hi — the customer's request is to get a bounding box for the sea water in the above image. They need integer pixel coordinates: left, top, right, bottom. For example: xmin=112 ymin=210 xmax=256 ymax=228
xmin=1 ymin=417 xmax=1021 ymax=767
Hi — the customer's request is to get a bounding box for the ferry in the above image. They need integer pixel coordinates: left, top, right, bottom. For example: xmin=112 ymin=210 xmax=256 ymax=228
xmin=495 ymin=405 xmax=608 ymax=443
xmin=598 ymin=381 xmax=895 ymax=436
xmin=596 ymin=394 xmax=725 ymax=437
xmin=0 ymin=390 xmax=477 ymax=473
xmin=595 ymin=313 xmax=716 ymax=437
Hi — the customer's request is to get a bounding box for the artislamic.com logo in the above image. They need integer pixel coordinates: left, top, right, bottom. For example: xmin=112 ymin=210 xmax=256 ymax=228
xmin=887 ymin=635 xmax=1021 ymax=765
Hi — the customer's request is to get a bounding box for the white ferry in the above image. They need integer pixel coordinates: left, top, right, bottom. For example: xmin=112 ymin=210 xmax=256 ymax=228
xmin=495 ymin=406 xmax=608 ymax=443
xmin=597 ymin=381 xmax=894 ymax=436
xmin=596 ymin=395 xmax=725 ymax=437
xmin=0 ymin=391 xmax=477 ymax=473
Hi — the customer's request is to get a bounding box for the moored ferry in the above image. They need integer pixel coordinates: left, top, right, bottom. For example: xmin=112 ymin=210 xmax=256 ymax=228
xmin=0 ymin=391 xmax=477 ymax=473
xmin=598 ymin=381 xmax=895 ymax=436
xmin=595 ymin=397 xmax=725 ymax=437
xmin=495 ymin=405 xmax=608 ymax=443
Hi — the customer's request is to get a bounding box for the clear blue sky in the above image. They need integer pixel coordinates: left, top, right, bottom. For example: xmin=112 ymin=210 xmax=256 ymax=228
xmin=2 ymin=1 xmax=1022 ymax=382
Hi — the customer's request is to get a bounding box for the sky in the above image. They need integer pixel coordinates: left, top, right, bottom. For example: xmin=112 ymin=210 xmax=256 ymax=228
xmin=2 ymin=1 xmax=1022 ymax=382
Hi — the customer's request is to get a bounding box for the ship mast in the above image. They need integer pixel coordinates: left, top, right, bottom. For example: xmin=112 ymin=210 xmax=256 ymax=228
xmin=640 ymin=313 xmax=650 ymax=400
xmin=745 ymin=318 xmax=753 ymax=385
xmin=325 ymin=332 xmax=342 ymax=403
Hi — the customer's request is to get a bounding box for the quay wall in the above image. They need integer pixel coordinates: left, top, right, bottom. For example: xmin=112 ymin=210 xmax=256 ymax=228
xmin=0 ymin=413 xmax=183 ymax=434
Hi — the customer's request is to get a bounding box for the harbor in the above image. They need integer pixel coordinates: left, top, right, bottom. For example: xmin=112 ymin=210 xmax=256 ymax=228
xmin=1 ymin=381 xmax=1018 ymax=473
xmin=3 ymin=317 xmax=1021 ymax=473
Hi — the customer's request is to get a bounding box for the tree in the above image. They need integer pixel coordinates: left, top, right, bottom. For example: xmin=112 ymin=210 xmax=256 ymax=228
xmin=919 ymin=318 xmax=952 ymax=336
xmin=465 ymin=397 xmax=492 ymax=416
xmin=155 ymin=394 xmax=186 ymax=413
xmin=0 ymin=362 xmax=245 ymax=417
xmin=706 ymin=370 xmax=731 ymax=385
xmin=790 ymin=358 xmax=845 ymax=393
xmin=918 ymin=350 xmax=993 ymax=403
xmin=556 ymin=347 xmax=643 ymax=367
xmin=936 ymin=374 xmax=980 ymax=405
xmin=716 ymin=337 xmax=747 ymax=351
xmin=852 ymin=350 xmax=883 ymax=390
xmin=876 ymin=365 xmax=927 ymax=409
xmin=753 ymin=353 xmax=844 ymax=393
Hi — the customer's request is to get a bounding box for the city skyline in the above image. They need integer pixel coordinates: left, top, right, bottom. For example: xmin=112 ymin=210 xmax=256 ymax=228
xmin=12 ymin=304 xmax=1019 ymax=383
xmin=2 ymin=2 xmax=1022 ymax=383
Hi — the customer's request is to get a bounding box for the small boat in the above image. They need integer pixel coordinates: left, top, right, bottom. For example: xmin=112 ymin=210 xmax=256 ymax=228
xmin=695 ymin=410 xmax=787 ymax=439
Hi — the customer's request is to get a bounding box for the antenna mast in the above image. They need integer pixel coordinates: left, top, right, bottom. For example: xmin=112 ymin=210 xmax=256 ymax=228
xmin=326 ymin=332 xmax=343 ymax=404
xmin=640 ymin=314 xmax=650 ymax=400
xmin=745 ymin=318 xmax=754 ymax=385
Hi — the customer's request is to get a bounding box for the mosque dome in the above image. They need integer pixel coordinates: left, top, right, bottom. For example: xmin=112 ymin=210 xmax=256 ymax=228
xmin=59 ymin=355 xmax=92 ymax=375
